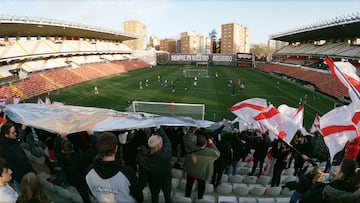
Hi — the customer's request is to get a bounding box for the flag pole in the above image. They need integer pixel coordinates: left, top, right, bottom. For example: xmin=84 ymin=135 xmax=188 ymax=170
xmin=279 ymin=133 xmax=305 ymax=159
xmin=286 ymin=142 xmax=302 ymax=156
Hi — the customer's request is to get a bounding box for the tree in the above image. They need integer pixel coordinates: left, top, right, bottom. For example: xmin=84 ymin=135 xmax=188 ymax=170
xmin=250 ymin=43 xmax=275 ymax=60
xmin=216 ymin=38 xmax=221 ymax=53
xmin=209 ymin=29 xmax=217 ymax=53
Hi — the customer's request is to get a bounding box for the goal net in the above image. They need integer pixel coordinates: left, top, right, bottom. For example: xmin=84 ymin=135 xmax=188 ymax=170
xmin=183 ymin=69 xmax=209 ymax=78
xmin=196 ymin=61 xmax=208 ymax=67
xmin=128 ymin=101 xmax=205 ymax=120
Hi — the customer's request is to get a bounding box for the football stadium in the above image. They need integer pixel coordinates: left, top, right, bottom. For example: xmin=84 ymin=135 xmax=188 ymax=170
xmin=0 ymin=11 xmax=359 ymax=203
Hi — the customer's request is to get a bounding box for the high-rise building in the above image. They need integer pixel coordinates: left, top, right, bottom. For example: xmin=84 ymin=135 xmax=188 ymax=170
xmin=179 ymin=32 xmax=212 ymax=54
xmin=159 ymin=38 xmax=176 ymax=53
xmin=176 ymin=39 xmax=181 ymax=53
xmin=221 ymin=23 xmax=250 ymax=54
xmin=123 ymin=20 xmax=147 ymax=50
xmin=149 ymin=35 xmax=161 ymax=50
xmin=199 ymin=35 xmax=212 ymax=54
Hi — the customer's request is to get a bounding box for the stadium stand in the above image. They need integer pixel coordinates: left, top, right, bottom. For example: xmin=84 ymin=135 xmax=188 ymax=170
xmin=0 ymin=33 xmax=153 ymax=102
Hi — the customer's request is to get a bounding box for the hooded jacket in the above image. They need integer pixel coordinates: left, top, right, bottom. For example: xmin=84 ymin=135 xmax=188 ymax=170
xmin=322 ymin=177 xmax=360 ymax=203
xmin=86 ymin=159 xmax=143 ymax=203
xmin=183 ymin=141 xmax=220 ymax=181
xmin=322 ymin=184 xmax=360 ymax=203
xmin=0 ymin=137 xmax=35 ymax=182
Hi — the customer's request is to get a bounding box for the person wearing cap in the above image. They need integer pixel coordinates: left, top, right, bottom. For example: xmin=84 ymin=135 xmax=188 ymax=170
xmin=138 ymin=125 xmax=172 ymax=203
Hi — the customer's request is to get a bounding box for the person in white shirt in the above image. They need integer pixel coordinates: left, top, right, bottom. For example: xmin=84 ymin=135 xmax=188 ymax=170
xmin=0 ymin=157 xmax=18 ymax=203
xmin=86 ymin=132 xmax=143 ymax=203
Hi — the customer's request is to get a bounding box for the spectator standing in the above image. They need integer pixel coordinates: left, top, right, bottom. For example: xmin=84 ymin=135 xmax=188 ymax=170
xmin=122 ymin=130 xmax=139 ymax=172
xmin=226 ymin=131 xmax=247 ymax=175
xmin=0 ymin=123 xmax=35 ymax=192
xmin=294 ymin=135 xmax=313 ymax=176
xmin=86 ymin=132 xmax=143 ymax=203
xmin=211 ymin=132 xmax=232 ymax=188
xmin=270 ymin=139 xmax=291 ymax=187
xmin=249 ymin=131 xmax=270 ymax=176
xmin=167 ymin=127 xmax=185 ymax=158
xmin=183 ymin=132 xmax=220 ymax=199
xmin=17 ymin=126 xmax=37 ymax=157
xmin=58 ymin=131 xmax=98 ymax=203
xmin=0 ymin=157 xmax=18 ymax=203
xmin=286 ymin=132 xmax=301 ymax=169
xmin=16 ymin=172 xmax=50 ymax=203
xmin=139 ymin=126 xmax=172 ymax=203
xmin=183 ymin=126 xmax=201 ymax=153
xmin=42 ymin=136 xmax=68 ymax=187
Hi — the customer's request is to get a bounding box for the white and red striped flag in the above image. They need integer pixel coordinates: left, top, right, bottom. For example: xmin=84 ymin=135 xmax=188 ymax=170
xmin=232 ymin=117 xmax=248 ymax=132
xmin=233 ymin=116 xmax=265 ymax=132
xmin=253 ymin=105 xmax=299 ymax=144
xmin=263 ymin=150 xmax=273 ymax=174
xmin=325 ymin=56 xmax=360 ymax=106
xmin=347 ymin=103 xmax=360 ymax=134
xmin=320 ymin=105 xmax=358 ymax=163
xmin=278 ymin=104 xmax=304 ymax=130
xmin=230 ymin=98 xmax=267 ymax=125
xmin=310 ymin=114 xmax=321 ymax=133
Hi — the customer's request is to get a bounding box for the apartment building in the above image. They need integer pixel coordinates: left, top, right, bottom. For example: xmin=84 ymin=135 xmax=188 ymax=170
xmin=159 ymin=38 xmax=177 ymax=53
xmin=221 ymin=23 xmax=250 ymax=54
xmin=179 ymin=32 xmax=212 ymax=54
xmin=123 ymin=20 xmax=147 ymax=50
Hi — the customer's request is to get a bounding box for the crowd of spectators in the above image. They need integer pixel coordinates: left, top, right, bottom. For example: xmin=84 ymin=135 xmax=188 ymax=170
xmin=0 ymin=115 xmax=359 ymax=202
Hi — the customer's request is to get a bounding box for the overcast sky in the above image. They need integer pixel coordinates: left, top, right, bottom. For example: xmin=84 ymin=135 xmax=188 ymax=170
xmin=1 ymin=0 xmax=359 ymax=44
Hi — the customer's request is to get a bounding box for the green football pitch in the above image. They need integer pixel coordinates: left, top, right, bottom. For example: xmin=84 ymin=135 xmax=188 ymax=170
xmin=27 ymin=65 xmax=341 ymax=130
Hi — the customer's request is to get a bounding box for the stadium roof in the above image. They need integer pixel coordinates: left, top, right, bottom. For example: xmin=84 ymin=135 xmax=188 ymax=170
xmin=0 ymin=15 xmax=137 ymax=42
xmin=270 ymin=13 xmax=360 ymax=42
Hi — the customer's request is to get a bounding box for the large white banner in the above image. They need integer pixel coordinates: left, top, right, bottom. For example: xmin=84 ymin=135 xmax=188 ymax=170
xmin=5 ymin=104 xmax=214 ymax=135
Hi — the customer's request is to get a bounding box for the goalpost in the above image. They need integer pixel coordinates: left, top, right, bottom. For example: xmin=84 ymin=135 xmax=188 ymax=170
xmin=196 ymin=61 xmax=209 ymax=67
xmin=183 ymin=69 xmax=209 ymax=78
xmin=128 ymin=101 xmax=205 ymax=120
